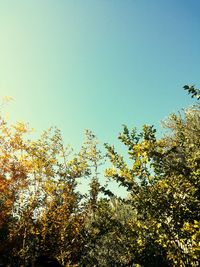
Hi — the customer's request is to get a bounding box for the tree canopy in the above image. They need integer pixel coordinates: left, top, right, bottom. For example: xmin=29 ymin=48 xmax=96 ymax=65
xmin=0 ymin=85 xmax=199 ymax=266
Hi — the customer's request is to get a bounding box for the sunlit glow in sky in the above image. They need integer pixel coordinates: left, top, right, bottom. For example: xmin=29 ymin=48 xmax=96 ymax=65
xmin=0 ymin=1 xmax=200 ymax=194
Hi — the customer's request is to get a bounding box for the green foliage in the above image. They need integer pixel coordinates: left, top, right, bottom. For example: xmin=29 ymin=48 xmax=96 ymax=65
xmin=104 ymin=102 xmax=200 ymax=266
xmin=183 ymin=85 xmax=200 ymax=99
xmin=0 ymin=86 xmax=199 ymax=266
xmin=80 ymin=198 xmax=136 ymax=267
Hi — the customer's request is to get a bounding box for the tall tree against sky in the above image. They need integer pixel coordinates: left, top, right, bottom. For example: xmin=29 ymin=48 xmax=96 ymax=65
xmin=104 ymin=89 xmax=200 ymax=266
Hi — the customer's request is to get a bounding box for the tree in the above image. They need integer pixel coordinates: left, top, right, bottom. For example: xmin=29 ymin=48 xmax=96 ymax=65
xmin=80 ymin=197 xmax=136 ymax=267
xmin=8 ymin=127 xmax=90 ymax=266
xmin=0 ymin=113 xmax=91 ymax=266
xmin=0 ymin=85 xmax=199 ymax=266
xmin=0 ymin=116 xmax=31 ymax=265
xmin=183 ymin=85 xmax=200 ymax=100
xmin=104 ymin=91 xmax=200 ymax=266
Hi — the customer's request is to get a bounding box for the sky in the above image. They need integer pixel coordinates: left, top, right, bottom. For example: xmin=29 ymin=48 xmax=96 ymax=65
xmin=0 ymin=1 xmax=200 ymax=194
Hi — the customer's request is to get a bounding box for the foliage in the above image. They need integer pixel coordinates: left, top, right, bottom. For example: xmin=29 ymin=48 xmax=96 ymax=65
xmin=183 ymin=85 xmax=200 ymax=100
xmin=0 ymin=86 xmax=199 ymax=266
xmin=104 ymin=100 xmax=200 ymax=266
xmin=0 ymin=115 xmax=91 ymax=266
xmin=80 ymin=198 xmax=136 ymax=267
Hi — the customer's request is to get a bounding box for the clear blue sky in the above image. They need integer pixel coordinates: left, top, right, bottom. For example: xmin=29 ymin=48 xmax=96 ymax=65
xmin=0 ymin=1 xmax=199 ymax=149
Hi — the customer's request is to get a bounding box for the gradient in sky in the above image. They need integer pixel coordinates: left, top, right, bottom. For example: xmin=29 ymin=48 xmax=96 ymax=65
xmin=0 ymin=1 xmax=200 ymax=194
